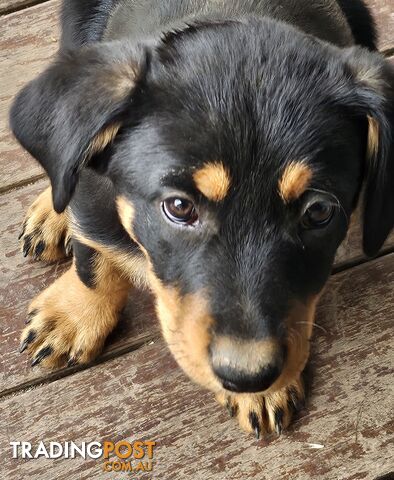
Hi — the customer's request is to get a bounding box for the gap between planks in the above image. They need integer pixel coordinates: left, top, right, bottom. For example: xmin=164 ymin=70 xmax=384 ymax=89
xmin=0 ymin=330 xmax=161 ymax=401
xmin=0 ymin=0 xmax=51 ymax=16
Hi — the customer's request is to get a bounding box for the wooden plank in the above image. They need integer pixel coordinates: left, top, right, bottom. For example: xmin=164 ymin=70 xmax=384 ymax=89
xmin=0 ymin=180 xmax=159 ymax=394
xmin=365 ymin=0 xmax=394 ymax=52
xmin=0 ymin=0 xmax=48 ymax=15
xmin=1 ymin=180 xmax=394 ymax=393
xmin=335 ymin=207 xmax=394 ymax=269
xmin=2 ymin=254 xmax=393 ymax=480
xmin=0 ymin=1 xmax=58 ymax=191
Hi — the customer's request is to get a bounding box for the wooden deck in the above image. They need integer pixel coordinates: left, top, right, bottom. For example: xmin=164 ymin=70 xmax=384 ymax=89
xmin=1 ymin=1 xmax=393 ymax=479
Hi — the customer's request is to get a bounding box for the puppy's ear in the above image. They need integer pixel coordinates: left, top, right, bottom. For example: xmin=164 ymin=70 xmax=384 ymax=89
xmin=343 ymin=49 xmax=394 ymax=257
xmin=10 ymin=42 xmax=148 ymax=212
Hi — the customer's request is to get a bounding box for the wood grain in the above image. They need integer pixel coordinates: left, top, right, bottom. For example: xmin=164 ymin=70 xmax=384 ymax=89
xmin=2 ymin=254 xmax=393 ymax=480
xmin=365 ymin=0 xmax=394 ymax=52
xmin=0 ymin=1 xmax=58 ymax=191
xmin=0 ymin=0 xmax=48 ymax=15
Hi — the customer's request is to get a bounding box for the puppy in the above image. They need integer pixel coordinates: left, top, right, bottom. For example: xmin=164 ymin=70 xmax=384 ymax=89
xmin=10 ymin=0 xmax=394 ymax=436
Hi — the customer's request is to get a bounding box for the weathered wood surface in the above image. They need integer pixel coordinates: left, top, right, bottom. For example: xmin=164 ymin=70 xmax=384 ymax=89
xmin=0 ymin=0 xmax=392 ymax=52
xmin=0 ymin=0 xmax=45 ymax=15
xmin=366 ymin=0 xmax=394 ymax=52
xmin=0 ymin=1 xmax=58 ymax=191
xmin=2 ymin=254 xmax=393 ymax=480
xmin=0 ymin=0 xmax=393 ymax=192
xmin=0 ymin=180 xmax=159 ymax=394
xmin=1 ymin=180 xmax=393 ymax=394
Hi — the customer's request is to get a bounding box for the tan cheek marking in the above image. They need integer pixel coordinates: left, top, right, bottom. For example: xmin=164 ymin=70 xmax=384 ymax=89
xmin=367 ymin=115 xmax=379 ymax=162
xmin=269 ymin=295 xmax=320 ymax=393
xmin=116 ymin=195 xmax=135 ymax=239
xmin=154 ymin=286 xmax=221 ymax=391
xmin=279 ymin=161 xmax=312 ymax=203
xmin=193 ymin=162 xmax=231 ymax=201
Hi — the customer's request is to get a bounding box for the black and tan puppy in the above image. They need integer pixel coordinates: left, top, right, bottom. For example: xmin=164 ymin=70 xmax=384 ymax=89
xmin=10 ymin=0 xmax=394 ymax=436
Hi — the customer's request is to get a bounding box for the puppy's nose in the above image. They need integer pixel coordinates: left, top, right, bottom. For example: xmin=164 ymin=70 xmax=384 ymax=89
xmin=210 ymin=337 xmax=285 ymax=393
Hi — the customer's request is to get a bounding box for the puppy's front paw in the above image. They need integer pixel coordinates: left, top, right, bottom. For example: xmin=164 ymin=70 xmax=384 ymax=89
xmin=19 ymin=187 xmax=71 ymax=262
xmin=217 ymin=377 xmax=305 ymax=438
xmin=19 ymin=270 xmax=121 ymax=368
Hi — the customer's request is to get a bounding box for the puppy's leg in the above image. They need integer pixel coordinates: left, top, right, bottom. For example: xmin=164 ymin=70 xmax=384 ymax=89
xmin=216 ymin=374 xmax=306 ymax=438
xmin=19 ymin=240 xmax=130 ymax=368
xmin=19 ymin=187 xmax=72 ymax=262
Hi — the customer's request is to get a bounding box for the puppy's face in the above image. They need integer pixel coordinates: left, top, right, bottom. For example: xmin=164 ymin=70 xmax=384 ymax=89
xmin=111 ymin=20 xmax=366 ymax=393
xmin=11 ymin=17 xmax=394 ymax=395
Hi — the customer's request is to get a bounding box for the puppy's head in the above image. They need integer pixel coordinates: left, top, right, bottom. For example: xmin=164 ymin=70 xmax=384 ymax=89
xmin=11 ymin=17 xmax=394 ymax=394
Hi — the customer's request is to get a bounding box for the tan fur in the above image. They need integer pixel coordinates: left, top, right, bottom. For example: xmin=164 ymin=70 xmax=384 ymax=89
xmin=20 ymin=186 xmax=71 ymax=262
xmin=71 ymin=228 xmax=148 ymax=290
xmin=367 ymin=115 xmax=379 ymax=162
xmin=217 ymin=376 xmax=304 ymax=435
xmin=156 ymin=287 xmax=221 ymax=391
xmin=85 ymin=123 xmax=121 ymax=162
xmin=116 ymin=195 xmax=135 ymax=239
xmin=211 ymin=337 xmax=280 ymax=376
xmin=193 ymin=162 xmax=231 ymax=201
xmin=272 ymin=295 xmax=319 ymax=391
xmin=279 ymin=161 xmax=312 ymax=203
xmin=20 ymin=257 xmax=130 ymax=368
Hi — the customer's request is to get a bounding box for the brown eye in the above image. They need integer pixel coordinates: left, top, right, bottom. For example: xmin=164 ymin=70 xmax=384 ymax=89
xmin=162 ymin=197 xmax=198 ymax=225
xmin=301 ymin=201 xmax=334 ymax=229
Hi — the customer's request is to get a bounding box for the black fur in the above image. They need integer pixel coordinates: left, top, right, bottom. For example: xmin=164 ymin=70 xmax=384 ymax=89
xmin=73 ymin=240 xmax=97 ymax=288
xmin=336 ymin=0 xmax=378 ymax=50
xmin=10 ymin=0 xmax=394 ymax=393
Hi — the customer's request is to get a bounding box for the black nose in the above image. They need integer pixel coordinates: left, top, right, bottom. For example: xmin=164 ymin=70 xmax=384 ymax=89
xmin=210 ymin=338 xmax=285 ymax=393
xmin=214 ymin=362 xmax=282 ymax=393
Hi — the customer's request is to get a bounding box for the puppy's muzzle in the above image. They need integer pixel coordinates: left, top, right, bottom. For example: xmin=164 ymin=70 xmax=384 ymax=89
xmin=210 ymin=337 xmax=285 ymax=393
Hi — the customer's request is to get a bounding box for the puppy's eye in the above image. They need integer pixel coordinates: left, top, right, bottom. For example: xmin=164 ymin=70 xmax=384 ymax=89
xmin=162 ymin=197 xmax=198 ymax=225
xmin=301 ymin=201 xmax=334 ymax=229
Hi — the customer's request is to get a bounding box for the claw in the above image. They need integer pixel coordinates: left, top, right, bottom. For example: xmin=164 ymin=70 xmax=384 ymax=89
xmin=226 ymin=398 xmax=237 ymax=418
xmin=23 ymin=234 xmax=33 ymax=257
xmin=31 ymin=346 xmax=53 ymax=367
xmin=249 ymin=412 xmax=260 ymax=439
xmin=34 ymin=241 xmax=45 ymax=259
xmin=25 ymin=309 xmax=38 ymax=325
xmin=287 ymin=386 xmax=304 ymax=413
xmin=67 ymin=357 xmax=77 ymax=367
xmin=274 ymin=408 xmax=284 ymax=435
xmin=18 ymin=221 xmax=27 ymax=240
xmin=19 ymin=330 xmax=36 ymax=353
xmin=65 ymin=238 xmax=73 ymax=256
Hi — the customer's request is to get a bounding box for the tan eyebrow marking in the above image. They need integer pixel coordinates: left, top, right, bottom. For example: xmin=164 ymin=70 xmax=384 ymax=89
xmin=367 ymin=115 xmax=379 ymax=162
xmin=279 ymin=161 xmax=312 ymax=203
xmin=193 ymin=162 xmax=231 ymax=201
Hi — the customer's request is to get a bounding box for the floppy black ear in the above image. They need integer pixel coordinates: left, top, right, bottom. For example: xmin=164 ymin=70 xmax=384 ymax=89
xmin=343 ymin=48 xmax=394 ymax=257
xmin=10 ymin=41 xmax=148 ymax=213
